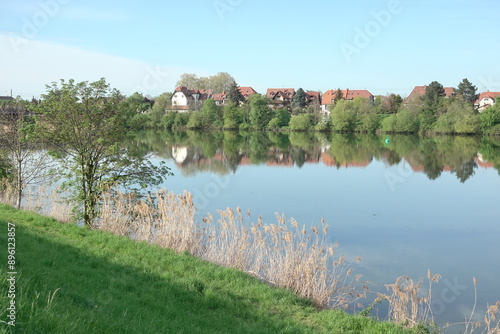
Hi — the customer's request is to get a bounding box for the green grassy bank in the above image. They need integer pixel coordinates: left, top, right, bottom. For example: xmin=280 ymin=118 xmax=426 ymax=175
xmin=0 ymin=204 xmax=422 ymax=334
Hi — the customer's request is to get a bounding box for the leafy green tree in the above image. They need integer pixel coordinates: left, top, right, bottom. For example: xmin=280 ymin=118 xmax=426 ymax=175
xmin=454 ymin=78 xmax=478 ymax=105
xmin=227 ymin=82 xmax=245 ymax=106
xmin=176 ymin=73 xmax=199 ymax=88
xmin=36 ymin=78 xmax=171 ymax=227
xmin=175 ymin=72 xmax=236 ymax=94
xmin=208 ymin=72 xmax=236 ymax=94
xmin=150 ymin=92 xmax=173 ymax=127
xmin=249 ymin=94 xmax=273 ymax=129
xmin=292 ymin=88 xmax=306 ymax=109
xmin=202 ymin=99 xmax=223 ymax=128
xmin=421 ymin=81 xmax=446 ymax=127
xmin=386 ymin=93 xmax=403 ymax=114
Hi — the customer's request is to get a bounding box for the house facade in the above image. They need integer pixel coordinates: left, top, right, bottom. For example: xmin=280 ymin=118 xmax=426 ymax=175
xmin=171 ymin=86 xmax=212 ymax=111
xmin=266 ymin=88 xmax=295 ymax=109
xmin=475 ymin=91 xmax=500 ymax=112
xmin=320 ymin=89 xmax=374 ymax=113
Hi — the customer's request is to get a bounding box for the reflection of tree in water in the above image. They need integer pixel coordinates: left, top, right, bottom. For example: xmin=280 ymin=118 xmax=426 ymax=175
xmin=452 ymin=160 xmax=477 ymax=183
xmin=127 ymin=130 xmax=500 ymax=181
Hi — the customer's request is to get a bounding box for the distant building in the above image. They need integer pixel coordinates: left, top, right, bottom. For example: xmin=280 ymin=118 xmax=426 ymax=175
xmin=171 ymin=86 xmax=212 ymax=111
xmin=213 ymin=86 xmax=257 ymax=106
xmin=320 ymin=89 xmax=374 ymax=113
xmin=475 ymin=91 xmax=500 ymax=112
xmin=406 ymin=85 xmax=455 ymax=102
xmin=305 ymin=91 xmax=321 ymax=107
xmin=266 ymin=88 xmax=295 ymax=109
xmin=0 ymin=96 xmax=14 ymax=101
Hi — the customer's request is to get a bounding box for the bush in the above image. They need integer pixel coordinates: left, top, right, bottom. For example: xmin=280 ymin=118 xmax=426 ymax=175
xmin=454 ymin=113 xmax=480 ymax=134
xmin=161 ymin=112 xmax=177 ymax=130
xmin=172 ymin=112 xmax=190 ymax=130
xmin=380 ymin=114 xmax=397 ymax=132
xmin=289 ymin=114 xmax=311 ymax=131
xmin=434 ymin=113 xmax=455 ymax=134
xmin=186 ymin=111 xmax=204 ymax=129
xmin=267 ymin=117 xmax=282 ymax=130
xmin=356 ymin=113 xmax=380 ymax=133
xmin=395 ymin=109 xmax=419 ymax=133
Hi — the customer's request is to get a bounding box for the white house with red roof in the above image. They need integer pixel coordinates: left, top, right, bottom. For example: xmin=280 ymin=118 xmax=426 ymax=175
xmin=475 ymin=91 xmax=500 ymax=112
xmin=171 ymin=86 xmax=212 ymax=111
xmin=320 ymin=89 xmax=374 ymax=113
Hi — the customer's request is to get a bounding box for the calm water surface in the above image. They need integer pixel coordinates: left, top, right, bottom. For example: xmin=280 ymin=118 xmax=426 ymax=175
xmin=134 ymin=131 xmax=500 ymax=328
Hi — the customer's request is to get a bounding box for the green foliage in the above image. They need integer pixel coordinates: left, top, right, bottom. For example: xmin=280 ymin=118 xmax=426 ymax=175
xmin=292 ymin=88 xmax=307 ymax=109
xmin=380 ymin=94 xmax=403 ymax=114
xmin=434 ymin=101 xmax=479 ymax=134
xmin=330 ymin=100 xmax=357 ymax=132
xmin=35 ymin=78 xmax=171 ymax=227
xmin=176 ymin=72 xmax=236 ymax=94
xmin=357 ymin=113 xmax=380 ymax=133
xmin=268 ymin=108 xmax=291 ymax=129
xmin=455 ymin=78 xmax=478 ymax=104
xmin=249 ymin=94 xmax=273 ymax=129
xmin=381 ymin=110 xmax=419 ymax=133
xmin=186 ymin=99 xmax=223 ymax=129
xmin=227 ymin=82 xmax=245 ymax=106
xmin=334 ymin=88 xmax=344 ymax=103
xmin=223 ymin=103 xmax=244 ymax=129
xmin=480 ymin=105 xmax=500 ymax=132
xmin=289 ymin=114 xmax=311 ymax=131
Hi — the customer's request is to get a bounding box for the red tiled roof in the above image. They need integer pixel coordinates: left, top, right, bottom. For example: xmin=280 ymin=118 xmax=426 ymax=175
xmin=305 ymin=91 xmax=320 ymax=102
xmin=408 ymin=85 xmax=454 ymax=100
xmin=321 ymin=89 xmax=373 ymax=105
xmin=266 ymin=88 xmax=295 ymax=100
xmin=238 ymin=87 xmax=257 ymax=98
xmin=478 ymin=91 xmax=500 ymax=101
xmin=213 ymin=93 xmax=227 ymax=101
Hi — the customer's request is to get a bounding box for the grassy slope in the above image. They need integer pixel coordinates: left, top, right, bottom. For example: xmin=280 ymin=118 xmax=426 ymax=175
xmin=0 ymin=204 xmax=420 ymax=334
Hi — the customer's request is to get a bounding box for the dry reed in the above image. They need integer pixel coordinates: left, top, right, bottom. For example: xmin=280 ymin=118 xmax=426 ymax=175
xmin=376 ymin=269 xmax=441 ymax=328
xmin=0 ymin=179 xmax=72 ymax=223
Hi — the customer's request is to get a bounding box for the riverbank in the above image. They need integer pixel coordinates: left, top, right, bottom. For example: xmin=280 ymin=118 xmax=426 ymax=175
xmin=0 ymin=204 xmax=424 ymax=333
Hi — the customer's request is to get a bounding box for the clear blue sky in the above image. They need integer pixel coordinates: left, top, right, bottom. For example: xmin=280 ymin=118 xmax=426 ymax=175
xmin=1 ymin=0 xmax=500 ymax=99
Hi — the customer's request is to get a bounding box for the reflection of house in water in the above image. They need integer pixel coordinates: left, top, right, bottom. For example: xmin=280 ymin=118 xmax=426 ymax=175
xmin=476 ymin=153 xmax=495 ymax=169
xmin=172 ymin=146 xmax=189 ymax=164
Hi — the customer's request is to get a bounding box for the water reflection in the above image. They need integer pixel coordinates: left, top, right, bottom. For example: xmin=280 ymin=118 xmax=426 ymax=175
xmin=131 ymin=131 xmax=500 ymax=182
